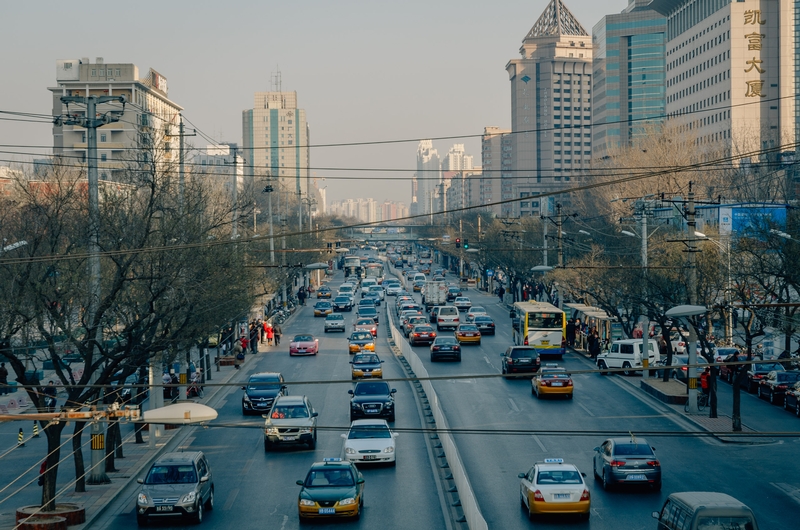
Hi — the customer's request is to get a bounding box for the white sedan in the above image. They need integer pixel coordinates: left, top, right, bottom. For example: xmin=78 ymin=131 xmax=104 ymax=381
xmin=453 ymin=297 xmax=472 ymax=312
xmin=341 ymin=419 xmax=398 ymax=466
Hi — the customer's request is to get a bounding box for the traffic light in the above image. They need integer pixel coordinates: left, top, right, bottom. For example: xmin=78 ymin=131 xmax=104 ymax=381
xmin=455 ymin=238 xmax=461 ymax=248
xmin=463 ymin=239 xmax=469 ymax=249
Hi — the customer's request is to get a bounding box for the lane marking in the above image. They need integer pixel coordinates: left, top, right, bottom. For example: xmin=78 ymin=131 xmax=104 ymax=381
xmin=772 ymin=482 xmax=800 ymax=507
xmin=223 ymin=488 xmax=239 ymax=510
xmin=483 ymin=355 xmax=499 ymax=371
xmin=532 ymin=435 xmax=547 ymax=452
xmin=577 ymin=403 xmax=595 ymax=417
xmin=508 ymin=398 xmax=520 ymax=412
xmin=593 ymin=414 xmax=668 ymax=419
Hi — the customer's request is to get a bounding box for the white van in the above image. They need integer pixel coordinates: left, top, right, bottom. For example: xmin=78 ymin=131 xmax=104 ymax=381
xmin=597 ymin=339 xmax=660 ymax=376
xmin=434 ymin=306 xmax=460 ymax=331
xmin=652 ymin=491 xmax=759 ymax=530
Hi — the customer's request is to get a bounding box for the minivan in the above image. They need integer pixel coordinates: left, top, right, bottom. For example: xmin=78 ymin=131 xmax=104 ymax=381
xmin=652 ymin=491 xmax=758 ymax=530
xmin=597 ymin=339 xmax=660 ymax=376
xmin=136 ymin=451 xmax=214 ymax=525
xmin=435 ymin=306 xmax=460 ymax=331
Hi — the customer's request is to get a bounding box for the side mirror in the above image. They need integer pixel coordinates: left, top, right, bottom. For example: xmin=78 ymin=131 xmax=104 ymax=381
xmin=261 ymin=414 xmax=268 ymax=419
xmin=200 ymin=475 xmax=209 ymax=483
xmin=349 ymin=361 xmax=354 ymax=365
xmin=137 ymin=478 xmax=144 ymax=484
xmin=593 ymin=447 xmax=600 ymax=452
xmin=391 ymin=389 xmax=397 ymax=393
xmin=392 ymin=433 xmax=399 ymax=438
xmin=651 ymin=446 xmax=656 ymax=451
xmin=356 ymin=478 xmax=365 ymax=484
xmin=581 ymin=472 xmax=586 ymax=477
xmin=297 ymin=480 xmax=305 ymax=486
xmin=517 ymin=472 xmax=526 ymax=479
xmin=240 ymin=386 xmax=246 ymax=391
xmin=348 ymin=390 xmax=354 ymax=396
xmin=312 ymin=412 xmax=319 ymax=417
xmin=340 ymin=434 xmax=347 ymax=439
xmin=652 ymin=511 xmax=660 ymax=519
xmin=381 ymin=360 xmax=385 ymax=363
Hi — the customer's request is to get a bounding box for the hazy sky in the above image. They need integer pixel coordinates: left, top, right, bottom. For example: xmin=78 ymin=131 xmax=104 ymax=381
xmin=0 ymin=0 xmax=628 ymax=206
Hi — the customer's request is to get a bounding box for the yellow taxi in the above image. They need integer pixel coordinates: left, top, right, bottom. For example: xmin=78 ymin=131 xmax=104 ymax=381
xmin=297 ymin=458 xmax=364 ymax=521
xmin=455 ymin=324 xmax=482 ymax=345
xmin=518 ymin=458 xmax=590 ymax=520
xmin=348 ymin=331 xmax=375 ymax=354
xmin=350 ymin=353 xmax=384 ymax=379
xmin=314 ymin=301 xmax=333 ymax=317
xmin=531 ymin=365 xmax=573 ymax=399
xmin=316 ymin=286 xmax=332 ymax=299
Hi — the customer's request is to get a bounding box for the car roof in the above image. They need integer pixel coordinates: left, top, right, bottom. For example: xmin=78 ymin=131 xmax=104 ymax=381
xmin=155 ymin=451 xmax=203 ymax=464
xmin=249 ymin=371 xmax=282 ymax=379
xmin=606 ymin=436 xmax=650 ymax=445
xmin=350 ymin=419 xmax=389 ymax=427
xmin=275 ymin=395 xmax=307 ymax=405
xmin=535 ymin=461 xmax=581 ymax=472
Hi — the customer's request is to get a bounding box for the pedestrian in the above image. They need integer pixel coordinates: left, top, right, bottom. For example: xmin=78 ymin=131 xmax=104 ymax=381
xmin=232 ymin=340 xmax=244 ymax=369
xmin=589 ymin=330 xmax=602 ymax=359
xmin=566 ymin=319 xmax=576 ymax=348
xmin=273 ymin=323 xmax=282 ymax=346
xmin=162 ymin=371 xmax=172 ymax=399
xmin=258 ymin=319 xmax=265 ymax=344
xmin=0 ymin=362 xmax=8 ymax=396
xmin=498 ymin=286 xmax=505 ymax=303
xmin=43 ymin=381 xmax=57 ymax=412
xmin=298 ymin=287 xmax=306 ymax=306
xmin=700 ymin=367 xmax=710 ymax=397
xmin=249 ymin=323 xmax=259 ymax=354
xmin=266 ymin=322 xmax=274 ymax=346
xmin=169 ymin=370 xmax=180 ymax=401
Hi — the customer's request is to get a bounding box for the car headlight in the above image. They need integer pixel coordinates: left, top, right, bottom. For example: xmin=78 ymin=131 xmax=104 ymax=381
xmin=137 ymin=492 xmax=149 ymax=505
xmin=383 ymin=446 xmax=395 ymax=453
xmin=266 ymin=427 xmax=279 ymax=435
xmin=299 ymin=427 xmax=313 ymax=434
xmin=299 ymin=499 xmax=316 ymax=507
xmin=339 ymin=497 xmax=357 ymax=506
xmin=181 ymin=491 xmax=197 ymax=504
xmin=243 ymin=394 xmax=251 ymax=402
xmin=345 ymin=446 xmax=357 ymax=454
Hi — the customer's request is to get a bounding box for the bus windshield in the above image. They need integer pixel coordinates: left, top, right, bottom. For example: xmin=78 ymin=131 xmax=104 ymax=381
xmin=528 ymin=312 xmax=563 ymax=329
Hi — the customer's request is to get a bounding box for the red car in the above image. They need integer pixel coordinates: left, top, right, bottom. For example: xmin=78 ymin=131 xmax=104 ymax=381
xmin=289 ymin=334 xmax=319 ymax=356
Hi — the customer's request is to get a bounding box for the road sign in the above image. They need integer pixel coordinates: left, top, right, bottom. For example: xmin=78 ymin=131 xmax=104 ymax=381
xmin=486 ymin=269 xmax=494 ymax=276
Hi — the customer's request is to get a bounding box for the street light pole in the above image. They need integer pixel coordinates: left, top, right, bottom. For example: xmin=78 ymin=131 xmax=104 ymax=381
xmin=695 ymin=231 xmax=732 ymax=342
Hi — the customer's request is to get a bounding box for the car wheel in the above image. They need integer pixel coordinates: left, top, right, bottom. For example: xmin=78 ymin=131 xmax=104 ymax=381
xmin=652 ymin=480 xmax=662 ymax=492
xmin=205 ymin=488 xmax=214 ymax=510
xmin=622 ymin=362 xmax=633 ymax=376
xmin=502 ymin=364 xmax=507 ymax=375
xmin=264 ymin=438 xmax=272 ymax=452
xmin=796 ymin=401 xmax=800 ymax=417
xmin=747 ymin=381 xmax=755 ymax=393
xmin=456 ymin=354 xmax=461 ymax=362
xmin=137 ymin=515 xmax=148 ymax=527
xmin=598 ymin=361 xmax=608 ymax=376
xmin=757 ymin=386 xmax=763 ymax=399
xmin=308 ymin=433 xmax=316 ymax=450
xmin=593 ymin=462 xmax=600 ymax=481
xmin=477 ymin=341 xmax=481 ymax=346
xmin=566 ymin=393 xmax=573 ymax=399
xmin=783 ymin=398 xmax=790 ymax=410
xmin=350 ymin=413 xmax=357 ymax=421
xmin=602 ymin=471 xmax=611 ymax=491
xmin=430 ymin=355 xmax=436 ymax=362
xmin=194 ymin=501 xmax=203 ymax=524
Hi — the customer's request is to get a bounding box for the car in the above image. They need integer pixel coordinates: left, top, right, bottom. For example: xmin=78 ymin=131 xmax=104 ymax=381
xmin=409 ymin=324 xmax=437 ymax=346
xmin=385 ymin=283 xmax=402 ymax=296
xmin=670 ymin=330 xmax=688 ymax=354
xmin=348 ymin=331 xmax=375 ymax=354
xmin=400 ymin=309 xmax=424 ymax=329
xmin=314 ymin=301 xmax=333 ymax=317
xmin=742 ymin=361 xmax=785 ymax=393
xmin=532 ymin=365 xmax=573 ymax=399
xmin=412 ymin=280 xmax=425 ymax=292
xmin=783 ymin=381 xmax=800 ymax=416
xmin=453 ymin=297 xmax=472 ymax=312
xmin=316 ymin=286 xmax=332 ymax=299
xmin=135 ymin=451 xmax=215 ymax=526
xmin=518 ymin=458 xmax=590 ymax=520
xmin=357 ymin=306 xmax=379 ymax=324
xmin=368 ymin=285 xmax=385 ymax=300
xmin=333 ymin=295 xmax=354 ymax=312
xmin=341 ymin=419 xmax=398 ymax=466
xmin=501 ymin=346 xmax=540 ymax=375
xmin=364 ymin=291 xmax=382 ymax=307
xmin=337 ymin=285 xmax=357 ymax=298
xmin=353 ymin=318 xmax=378 ymax=338
xmin=430 ymin=336 xmax=461 ymax=362
xmin=323 ymin=313 xmax=346 ymax=333
xmin=263 ymin=395 xmax=318 ymax=450
xmin=596 ymin=339 xmax=660 ymax=376
xmin=465 ymin=307 xmax=488 ymax=322
xmin=757 ymin=370 xmax=800 ymax=404
xmin=360 ymin=279 xmax=378 ymax=297
xmin=434 ymin=306 xmax=460 ymax=330
xmin=350 ymin=353 xmax=384 ymax=379
xmin=472 ymin=315 xmax=496 ymax=335
xmin=718 ymin=350 xmax=749 ymax=383
xmin=455 ymin=324 xmax=482 ymax=345
xmin=358 ymin=298 xmax=377 ymax=309
xmin=109 ymin=371 xmax=142 ymax=404
xmin=446 ymin=286 xmax=461 ymax=302
xmin=289 ymin=334 xmax=319 ymax=356
xmin=349 ymin=380 xmax=396 ymax=422
xmin=656 ymin=354 xmax=709 ymax=384
xmin=404 ymin=315 xmax=429 ymax=337
xmin=592 ymin=436 xmax=661 ymax=491
xmin=241 ymin=372 xmax=287 ymax=415
xmin=296 ymin=458 xmax=364 ymax=521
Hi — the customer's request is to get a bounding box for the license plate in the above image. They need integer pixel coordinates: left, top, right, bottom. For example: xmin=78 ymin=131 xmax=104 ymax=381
xmin=627 ymin=474 xmax=646 ymax=481
xmin=319 ymin=508 xmax=336 ymax=515
xmin=156 ymin=505 xmax=173 ymax=512
xmin=362 ymin=373 xmax=372 ymax=377
xmin=551 ymin=382 xmax=563 ymax=387
xmin=282 ymin=436 xmax=297 ymax=441
xmin=363 ymin=455 xmax=377 ymax=460
xmin=554 ymin=493 xmax=570 ymax=499
xmin=541 ymin=340 xmax=550 ymax=345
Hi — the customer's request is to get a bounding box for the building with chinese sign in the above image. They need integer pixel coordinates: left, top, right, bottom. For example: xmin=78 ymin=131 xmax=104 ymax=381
xmin=651 ymin=0 xmax=796 ymax=158
xmin=505 ymin=0 xmax=593 ymax=217
xmin=242 ymin=91 xmax=310 ymax=197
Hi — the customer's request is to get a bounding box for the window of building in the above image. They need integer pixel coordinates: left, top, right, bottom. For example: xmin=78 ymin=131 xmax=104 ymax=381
xmin=99 ymin=69 xmax=105 ymax=76
xmin=100 ymin=153 xmax=107 ymax=162
xmin=115 ymin=69 xmax=121 ymax=76
xmin=100 ymin=134 xmax=107 ymax=142
xmin=91 ymin=69 xmax=96 ymax=76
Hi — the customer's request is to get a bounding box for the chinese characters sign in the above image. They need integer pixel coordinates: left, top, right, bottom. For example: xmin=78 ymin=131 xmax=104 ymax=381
xmin=743 ymin=10 xmax=766 ymax=97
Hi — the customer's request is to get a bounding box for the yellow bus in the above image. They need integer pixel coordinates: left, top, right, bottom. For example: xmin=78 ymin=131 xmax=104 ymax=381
xmin=510 ymin=301 xmax=566 ymax=358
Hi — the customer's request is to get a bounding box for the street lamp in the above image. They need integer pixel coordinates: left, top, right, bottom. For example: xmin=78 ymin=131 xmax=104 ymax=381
xmin=695 ymin=231 xmax=732 ymax=342
xmin=666 ymin=304 xmax=708 ymax=413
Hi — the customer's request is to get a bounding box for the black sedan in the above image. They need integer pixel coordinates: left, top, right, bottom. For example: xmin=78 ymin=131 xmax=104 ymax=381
xmin=471 ymin=315 xmax=496 ymax=335
xmin=741 ymin=362 xmax=785 ymax=393
xmin=592 ymin=437 xmax=661 ymax=491
xmin=757 ymin=370 xmax=800 ymax=404
xmin=409 ymin=325 xmax=437 ymax=346
xmin=430 ymin=337 xmax=461 ymax=362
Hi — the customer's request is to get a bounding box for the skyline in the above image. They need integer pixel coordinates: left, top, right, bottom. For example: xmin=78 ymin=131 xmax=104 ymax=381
xmin=0 ymin=0 xmax=630 ymax=206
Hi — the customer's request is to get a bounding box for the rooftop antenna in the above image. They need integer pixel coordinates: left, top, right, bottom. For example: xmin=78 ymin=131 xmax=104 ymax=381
xmin=270 ymin=67 xmax=282 ymax=93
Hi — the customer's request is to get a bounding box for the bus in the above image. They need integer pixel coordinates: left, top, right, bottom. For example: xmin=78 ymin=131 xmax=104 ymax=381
xmin=343 ymin=256 xmax=362 ymax=279
xmin=363 ymin=262 xmax=384 ymax=283
xmin=510 ymin=301 xmax=566 ymax=358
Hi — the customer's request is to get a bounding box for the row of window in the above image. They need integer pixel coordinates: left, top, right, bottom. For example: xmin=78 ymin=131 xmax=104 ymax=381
xmin=553 ymin=107 xmax=592 ymax=112
xmin=667 ymin=14 xmax=730 ymax=59
xmin=90 ymin=68 xmax=122 ymax=77
xmin=554 ymin=142 xmax=592 ymax=146
xmin=553 ymin=151 xmax=593 ymax=156
xmin=554 ymin=132 xmax=591 ymax=138
xmin=553 ymin=115 xmax=592 ymax=121
xmin=668 ymin=78 xmax=730 ymax=106
xmin=669 ymin=50 xmax=729 ymax=87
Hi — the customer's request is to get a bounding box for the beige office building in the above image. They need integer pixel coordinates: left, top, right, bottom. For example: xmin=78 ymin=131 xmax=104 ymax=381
xmin=49 ymin=58 xmax=183 ymax=180
xmin=481 ymin=126 xmax=511 ymax=216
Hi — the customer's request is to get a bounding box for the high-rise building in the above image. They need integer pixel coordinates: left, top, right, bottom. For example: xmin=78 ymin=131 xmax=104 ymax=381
xmin=592 ymin=1 xmax=666 ymax=157
xmin=415 ymin=140 xmax=441 ymax=215
xmin=242 ymin=91 xmax=310 ymax=196
xmin=506 ymin=0 xmax=593 ymax=217
xmin=481 ymin=127 xmax=511 ymax=216
xmin=650 ymin=0 xmax=796 ymax=156
xmin=442 ymin=144 xmax=474 ymax=171
xmin=49 ymin=58 xmax=183 ymax=180
xmin=196 ymin=144 xmax=245 ymax=193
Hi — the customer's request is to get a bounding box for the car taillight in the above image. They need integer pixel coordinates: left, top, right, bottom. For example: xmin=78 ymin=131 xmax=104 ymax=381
xmin=610 ymin=460 xmax=625 ymax=467
xmin=681 ymin=367 xmax=688 ymax=371
xmin=647 ymin=460 xmax=660 ymax=467
xmin=524 ymin=337 xmax=529 ymax=345
xmin=533 ymin=490 xmax=545 ymax=501
xmin=438 ymin=318 xmax=444 ymax=322
xmin=778 ymin=385 xmax=787 ymax=390
xmin=413 ymin=333 xmax=420 ymax=337
xmin=507 ymin=359 xmax=514 ymax=364
xmin=580 ymin=490 xmax=590 ymax=501
xmin=566 ymin=380 xmax=573 ymax=386
xmin=753 ymin=374 xmax=763 ymax=379
xmin=454 ymin=345 xmax=461 ymax=350
xmin=431 ymin=333 xmax=437 ymax=337
xmin=541 ymin=380 xmax=549 ymax=386
xmin=432 ymin=346 xmax=440 ymax=351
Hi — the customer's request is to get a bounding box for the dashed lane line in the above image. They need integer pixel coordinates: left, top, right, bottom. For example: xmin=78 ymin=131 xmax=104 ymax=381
xmin=577 ymin=402 xmax=595 ymax=417
xmin=531 ymin=435 xmax=547 ymax=452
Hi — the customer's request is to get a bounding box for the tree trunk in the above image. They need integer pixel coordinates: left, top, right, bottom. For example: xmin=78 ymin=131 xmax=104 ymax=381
xmin=708 ymin=368 xmax=718 ymax=418
xmin=72 ymin=421 xmax=86 ymax=493
xmin=113 ymin=421 xmax=124 ymax=459
xmin=41 ymin=421 xmax=65 ymax=511
xmin=731 ymin=370 xmax=742 ymax=431
xmin=104 ymin=421 xmax=118 ymax=472
xmin=134 ymin=401 xmax=145 ymax=444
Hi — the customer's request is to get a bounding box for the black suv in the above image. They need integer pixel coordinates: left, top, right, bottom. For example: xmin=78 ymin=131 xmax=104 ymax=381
xmin=349 ymin=381 xmax=396 ymax=422
xmin=500 ymin=346 xmax=540 ymax=375
xmin=241 ymin=372 xmax=287 ymax=415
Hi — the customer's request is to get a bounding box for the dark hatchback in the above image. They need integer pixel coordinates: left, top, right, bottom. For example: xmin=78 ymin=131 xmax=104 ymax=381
xmin=500 ymin=346 xmax=540 ymax=375
xmin=741 ymin=362 xmax=784 ymax=393
xmin=409 ymin=325 xmax=437 ymax=346
xmin=242 ymin=372 xmax=287 ymax=415
xmin=349 ymin=381 xmax=396 ymax=422
xmin=471 ymin=315 xmax=496 ymax=335
xmin=593 ymin=437 xmax=661 ymax=491
xmin=430 ymin=337 xmax=461 ymax=362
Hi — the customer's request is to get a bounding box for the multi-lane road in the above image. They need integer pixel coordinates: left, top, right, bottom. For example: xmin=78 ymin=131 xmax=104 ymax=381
xmin=11 ymin=263 xmax=798 ymax=529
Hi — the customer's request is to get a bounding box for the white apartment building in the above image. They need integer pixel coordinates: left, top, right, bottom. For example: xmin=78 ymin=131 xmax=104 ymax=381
xmin=506 ymin=0 xmax=593 ymax=217
xmin=415 ymin=140 xmax=441 ymax=215
xmin=49 ymin=58 xmax=183 ymax=180
xmin=481 ymin=127 xmax=511 ymax=216
xmin=195 ymin=144 xmax=245 ymax=193
xmin=442 ymin=144 xmax=474 ymax=171
xmin=651 ymin=0 xmax=796 ymax=156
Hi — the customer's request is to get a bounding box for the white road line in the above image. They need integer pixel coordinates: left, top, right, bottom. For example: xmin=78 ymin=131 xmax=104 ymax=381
xmin=531 ymin=435 xmax=547 ymax=452
xmin=223 ymin=488 xmax=239 ymax=510
xmin=577 ymin=402 xmax=595 ymax=417
xmin=772 ymin=482 xmax=800 ymax=507
xmin=508 ymin=398 xmax=520 ymax=412
xmin=483 ymin=355 xmax=498 ymax=371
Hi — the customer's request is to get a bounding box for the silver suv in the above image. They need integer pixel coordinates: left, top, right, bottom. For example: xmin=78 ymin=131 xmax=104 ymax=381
xmin=136 ymin=451 xmax=214 ymax=525
xmin=263 ymin=395 xmax=318 ymax=450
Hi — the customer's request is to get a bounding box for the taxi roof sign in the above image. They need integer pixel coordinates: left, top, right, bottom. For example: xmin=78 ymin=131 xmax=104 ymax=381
xmin=323 ymin=457 xmax=342 ymax=463
xmin=543 ymin=458 xmax=564 ymax=464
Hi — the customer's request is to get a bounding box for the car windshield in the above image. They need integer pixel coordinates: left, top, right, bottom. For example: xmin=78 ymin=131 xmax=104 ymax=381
xmin=305 ymin=468 xmax=355 ymax=487
xmin=351 ymin=332 xmax=372 ymax=341
xmin=474 ymin=316 xmax=492 ymax=323
xmin=696 ymin=516 xmax=754 ymax=529
xmin=270 ymin=405 xmax=309 ymax=418
xmin=470 ymin=307 xmax=486 ymax=313
xmin=437 ymin=338 xmax=457 ymax=345
xmin=335 ymin=297 xmax=350 ymax=303
xmin=293 ymin=335 xmax=313 ymax=342
xmin=459 ymin=325 xmax=478 ymax=331
xmin=359 ymin=308 xmax=377 ymax=315
xmin=315 ymin=302 xmax=330 ymax=307
xmin=369 ymin=286 xmax=382 ymax=291
xmin=327 ymin=314 xmax=343 ymax=320
xmin=145 ymin=464 xmax=197 ymax=484
xmin=247 ymin=375 xmax=281 ymax=390
xmin=536 ymin=470 xmax=583 ymax=485
xmin=613 ymin=443 xmax=654 ymax=456
xmin=356 ymin=319 xmax=374 ymax=326
xmin=753 ymin=363 xmax=782 ymax=372
xmin=540 ymin=371 xmax=569 ymax=379
xmin=414 ymin=326 xmax=433 ymax=332
xmin=509 ymin=349 xmax=533 ymax=359
xmin=355 ymin=382 xmax=390 ymax=395
xmin=348 ymin=425 xmax=392 ymax=439
xmin=354 ymin=354 xmax=379 ymax=364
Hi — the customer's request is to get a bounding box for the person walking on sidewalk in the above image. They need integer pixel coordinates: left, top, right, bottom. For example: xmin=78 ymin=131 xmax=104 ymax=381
xmin=232 ymin=340 xmax=244 ymax=369
xmin=249 ymin=323 xmax=259 ymax=354
xmin=0 ymin=362 xmax=8 ymax=395
xmin=258 ymin=319 xmax=265 ymax=344
xmin=266 ymin=322 xmax=274 ymax=346
xmin=273 ymin=323 xmax=282 ymax=346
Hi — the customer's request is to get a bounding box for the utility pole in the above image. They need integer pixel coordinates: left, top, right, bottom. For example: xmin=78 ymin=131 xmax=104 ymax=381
xmin=542 ymin=201 xmax=549 ymax=267
xmin=557 ymin=203 xmax=564 ymax=268
xmin=230 ymin=147 xmax=240 ymax=240
xmin=58 ymin=95 xmax=125 ymax=485
xmin=263 ymin=174 xmax=276 ymax=264
xmin=459 ymin=219 xmax=464 ymax=278
xmin=686 ymin=181 xmax=700 ymax=413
